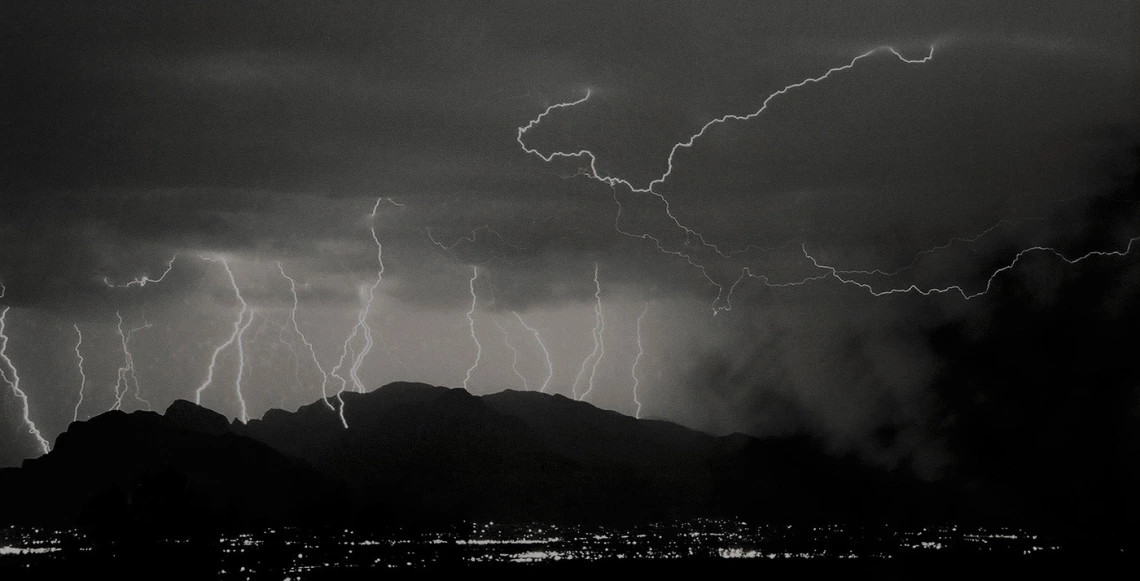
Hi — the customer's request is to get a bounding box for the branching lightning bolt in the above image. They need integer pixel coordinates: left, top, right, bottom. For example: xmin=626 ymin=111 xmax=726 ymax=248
xmin=804 ymin=237 xmax=1140 ymax=299
xmin=492 ymin=317 xmax=528 ymax=391
xmin=0 ymin=284 xmax=51 ymax=454
xmin=110 ymin=311 xmax=153 ymax=412
xmin=462 ymin=266 xmax=482 ymax=392
xmin=329 ymin=198 xmax=389 ymax=428
xmin=715 ymin=267 xmax=832 ymax=315
xmin=831 ymin=217 xmax=1048 ymax=278
xmin=518 ymin=45 xmax=936 ymax=313
xmin=278 ymin=262 xmax=335 ymax=411
xmin=631 ymin=303 xmax=649 ymax=419
xmin=518 ymin=46 xmax=1140 ymax=315
xmin=195 ymin=256 xmax=253 ymax=423
xmin=518 ymin=46 xmax=934 ymax=248
xmin=72 ymin=324 xmax=87 ymax=422
xmin=513 ymin=311 xmax=553 ymax=394
xmin=572 ymin=263 xmax=605 ymax=401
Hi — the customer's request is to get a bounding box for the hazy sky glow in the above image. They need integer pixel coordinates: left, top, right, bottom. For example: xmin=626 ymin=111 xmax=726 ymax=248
xmin=2 ymin=1 xmax=1138 ymax=470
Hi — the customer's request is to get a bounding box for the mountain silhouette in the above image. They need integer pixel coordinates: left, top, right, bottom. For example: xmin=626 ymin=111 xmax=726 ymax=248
xmin=0 ymin=382 xmax=932 ymax=533
xmin=0 ymin=404 xmax=342 ymax=533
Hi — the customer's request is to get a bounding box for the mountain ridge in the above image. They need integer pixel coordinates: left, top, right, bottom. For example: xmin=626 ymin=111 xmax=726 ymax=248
xmin=0 ymin=381 xmax=934 ymax=532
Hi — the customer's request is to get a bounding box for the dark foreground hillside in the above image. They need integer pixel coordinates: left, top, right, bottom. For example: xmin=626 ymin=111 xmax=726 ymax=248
xmin=1 ymin=382 xmax=930 ymax=532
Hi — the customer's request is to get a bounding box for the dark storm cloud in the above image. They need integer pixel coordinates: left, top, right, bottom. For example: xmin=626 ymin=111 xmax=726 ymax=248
xmin=672 ymin=157 xmax=1140 ymax=477
xmin=2 ymin=1 xmax=1137 ymax=470
xmin=5 ymin=1 xmax=1134 ymax=194
xmin=924 ymin=168 xmax=1140 ymax=526
xmin=3 ymin=1 xmax=1135 ymax=304
xmin=670 ymin=279 xmax=950 ymax=472
xmin=0 ymin=189 xmax=370 ymax=308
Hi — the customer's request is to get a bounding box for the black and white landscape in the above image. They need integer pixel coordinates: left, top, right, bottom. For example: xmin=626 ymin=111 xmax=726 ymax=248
xmin=1 ymin=2 xmax=1137 ymax=577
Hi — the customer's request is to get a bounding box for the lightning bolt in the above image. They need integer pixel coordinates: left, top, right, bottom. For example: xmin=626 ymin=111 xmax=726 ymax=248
xmin=329 ymin=197 xmax=393 ymax=428
xmin=110 ymin=312 xmax=153 ymax=412
xmin=462 ymin=266 xmax=482 ymax=392
xmin=0 ymin=284 xmax=51 ymax=455
xmin=803 ymin=237 xmax=1140 ymax=299
xmin=830 ymin=217 xmax=1050 ymax=278
xmin=195 ymin=256 xmax=253 ymax=423
xmin=233 ymin=308 xmax=256 ymax=423
xmin=631 ymin=303 xmax=649 ymax=419
xmin=278 ymin=262 xmax=335 ymax=411
xmin=277 ymin=321 xmax=302 ymax=382
xmin=608 ymin=183 xmax=746 ymax=314
xmin=425 ymin=225 xmax=527 ymax=265
xmin=244 ymin=312 xmax=302 ymax=407
xmin=72 ymin=324 xmax=86 ymax=422
xmin=522 ymin=47 xmax=1140 ymax=316
xmin=518 ymin=45 xmax=933 ymax=248
xmin=377 ymin=196 xmax=406 ymax=210
xmin=270 ymin=316 xmax=307 ymax=399
xmin=518 ymin=45 xmax=936 ymax=312
xmin=247 ymin=309 xmax=275 ymax=344
xmin=102 ymin=255 xmax=177 ymax=288
xmin=711 ymin=226 xmax=1135 ymax=312
xmin=572 ymin=263 xmax=605 ymax=401
xmin=513 ymin=311 xmax=554 ymax=393
xmin=329 ymin=282 xmax=376 ymax=397
xmin=492 ymin=317 xmax=528 ymax=391
xmin=714 ymin=267 xmax=832 ymax=315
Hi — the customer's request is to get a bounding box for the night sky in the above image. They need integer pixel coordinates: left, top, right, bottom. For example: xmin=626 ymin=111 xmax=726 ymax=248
xmin=2 ymin=1 xmax=1138 ymax=472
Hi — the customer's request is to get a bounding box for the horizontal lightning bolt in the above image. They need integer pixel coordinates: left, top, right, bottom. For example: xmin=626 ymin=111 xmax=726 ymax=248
xmin=520 ymin=45 xmax=937 ymax=314
xmin=102 ymin=255 xmax=177 ymax=288
xmin=714 ymin=267 xmax=832 ymax=315
xmin=803 ymin=236 xmax=1140 ymax=299
xmin=426 ymin=225 xmax=526 ymax=258
xmin=831 ymin=217 xmax=1049 ymax=278
xmin=519 ymin=45 xmax=934 ymax=257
